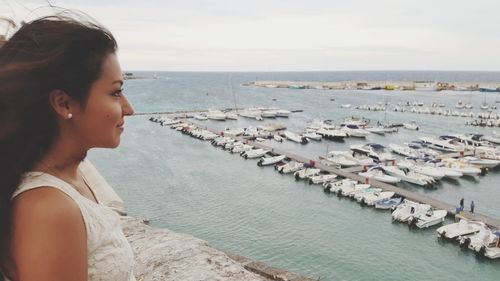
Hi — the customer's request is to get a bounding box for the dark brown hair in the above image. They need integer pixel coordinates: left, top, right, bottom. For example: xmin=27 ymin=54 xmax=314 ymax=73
xmin=0 ymin=14 xmax=117 ymax=279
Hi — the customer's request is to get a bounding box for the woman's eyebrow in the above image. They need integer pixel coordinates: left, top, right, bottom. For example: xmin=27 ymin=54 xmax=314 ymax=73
xmin=112 ymin=80 xmax=124 ymax=86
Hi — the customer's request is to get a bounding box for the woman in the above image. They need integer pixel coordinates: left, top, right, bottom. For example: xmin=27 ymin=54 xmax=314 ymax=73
xmin=0 ymin=14 xmax=136 ymax=281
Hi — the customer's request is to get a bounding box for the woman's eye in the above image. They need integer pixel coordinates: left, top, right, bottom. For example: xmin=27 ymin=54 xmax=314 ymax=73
xmin=112 ymin=89 xmax=123 ymax=97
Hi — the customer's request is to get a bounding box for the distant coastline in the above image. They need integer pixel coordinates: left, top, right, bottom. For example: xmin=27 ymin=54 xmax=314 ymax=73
xmin=246 ymin=80 xmax=500 ymax=92
xmin=123 ymin=72 xmax=158 ymax=80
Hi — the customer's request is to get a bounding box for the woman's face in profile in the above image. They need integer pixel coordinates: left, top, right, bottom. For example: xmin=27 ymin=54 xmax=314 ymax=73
xmin=72 ymin=53 xmax=134 ymax=149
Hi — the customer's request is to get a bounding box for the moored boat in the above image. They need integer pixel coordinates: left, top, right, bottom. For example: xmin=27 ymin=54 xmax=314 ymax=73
xmin=258 ymin=155 xmax=286 ymax=166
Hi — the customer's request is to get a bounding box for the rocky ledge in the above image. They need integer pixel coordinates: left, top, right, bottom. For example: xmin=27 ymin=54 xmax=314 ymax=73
xmin=121 ymin=217 xmax=314 ymax=281
xmin=121 ymin=216 xmax=267 ymax=281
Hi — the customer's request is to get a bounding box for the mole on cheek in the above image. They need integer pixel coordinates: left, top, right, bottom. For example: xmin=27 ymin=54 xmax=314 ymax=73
xmin=106 ymin=114 xmax=110 ymax=118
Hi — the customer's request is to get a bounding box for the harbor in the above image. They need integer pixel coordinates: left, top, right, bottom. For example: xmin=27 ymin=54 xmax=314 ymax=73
xmin=142 ymin=103 xmax=500 ymax=267
xmin=89 ymin=71 xmax=500 ymax=280
xmin=149 ymin=111 xmax=500 ymax=231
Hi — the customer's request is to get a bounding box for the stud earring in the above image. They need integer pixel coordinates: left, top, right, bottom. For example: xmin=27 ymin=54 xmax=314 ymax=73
xmin=67 ymin=113 xmax=73 ymax=119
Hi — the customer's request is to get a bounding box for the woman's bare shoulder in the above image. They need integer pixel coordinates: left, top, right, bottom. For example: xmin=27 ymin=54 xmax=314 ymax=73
xmin=11 ymin=187 xmax=87 ymax=281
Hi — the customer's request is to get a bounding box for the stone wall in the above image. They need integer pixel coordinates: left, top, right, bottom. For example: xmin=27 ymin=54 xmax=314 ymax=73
xmin=121 ymin=216 xmax=269 ymax=281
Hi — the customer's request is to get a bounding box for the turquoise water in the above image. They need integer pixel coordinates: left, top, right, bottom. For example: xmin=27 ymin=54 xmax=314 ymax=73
xmin=89 ymin=72 xmax=500 ymax=280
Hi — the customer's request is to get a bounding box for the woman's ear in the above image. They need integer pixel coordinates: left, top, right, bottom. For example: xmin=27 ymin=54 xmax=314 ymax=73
xmin=48 ymin=90 xmax=74 ymax=120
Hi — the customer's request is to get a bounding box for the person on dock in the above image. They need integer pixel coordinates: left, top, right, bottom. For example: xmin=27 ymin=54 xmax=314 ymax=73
xmin=460 ymin=198 xmax=464 ymax=211
xmin=470 ymin=201 xmax=475 ymax=214
xmin=0 ymin=13 xmax=136 ymax=281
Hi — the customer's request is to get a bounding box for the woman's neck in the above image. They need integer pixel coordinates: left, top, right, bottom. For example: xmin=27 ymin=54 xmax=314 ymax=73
xmin=32 ymin=134 xmax=88 ymax=181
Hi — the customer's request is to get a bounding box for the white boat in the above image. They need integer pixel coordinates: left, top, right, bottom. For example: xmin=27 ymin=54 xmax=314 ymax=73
xmin=284 ymin=131 xmax=308 ymax=144
xmin=358 ymin=167 xmax=400 ymax=184
xmin=350 ymin=143 xmax=395 ymax=163
xmin=207 ymin=110 xmax=227 ymax=121
xmin=423 ymin=160 xmax=463 ymax=179
xmin=456 ymin=100 xmax=465 ymax=109
xmin=303 ymin=132 xmax=322 ymax=141
xmin=316 ymin=127 xmax=347 ymax=141
xmin=388 ymin=143 xmax=420 ymax=158
xmin=273 ymin=134 xmax=283 ymax=142
xmin=342 ymin=183 xmax=370 ymax=197
xmin=481 ymin=134 xmax=500 ymax=145
xmin=403 ymin=121 xmax=419 ymax=130
xmin=258 ymin=155 xmax=286 ymax=166
xmin=225 ymin=113 xmax=238 ymax=120
xmin=170 ymin=122 xmax=189 ymax=129
xmin=230 ymin=144 xmax=253 ymax=153
xmin=353 ymin=187 xmax=382 ymax=202
xmin=460 ymin=156 xmax=500 ymax=169
xmin=241 ymin=148 xmax=268 ymax=159
xmin=325 ymin=179 xmax=357 ymax=194
xmin=223 ymin=128 xmax=245 ymax=136
xmin=459 ymin=227 xmax=500 ymax=259
xmin=239 ymin=110 xmax=263 ymax=120
xmin=326 ymin=151 xmax=374 ymax=167
xmin=341 ymin=124 xmax=369 ymax=138
xmin=342 ymin=117 xmax=370 ymax=127
xmin=436 ymin=219 xmax=484 ymax=240
xmin=392 ymin=200 xmax=431 ymax=222
xmin=419 ymin=136 xmax=464 ymax=152
xmin=161 ymin=118 xmax=182 ymax=126
xmin=308 ymin=174 xmax=338 ymax=184
xmin=362 ymin=191 xmax=395 ymax=206
xmin=224 ymin=141 xmax=243 ymax=150
xmin=408 ymin=209 xmax=447 ymax=228
xmin=294 ymin=168 xmax=321 ymax=180
xmin=375 ymin=197 xmax=402 ymax=209
xmin=451 ymin=134 xmax=492 ymax=149
xmin=275 ymin=109 xmax=291 ymax=117
xmin=211 ymin=137 xmax=234 ymax=147
xmin=381 ymin=165 xmax=435 ymax=186
xmin=340 ymin=104 xmax=352 ymax=108
xmin=366 ymin=127 xmax=386 ymax=135
xmin=193 ymin=114 xmax=208 ymax=121
xmin=397 ymin=158 xmax=446 ymax=180
xmin=261 ymin=110 xmax=277 ymax=118
xmin=321 ymin=152 xmax=355 ymax=167
xmin=440 ymin=158 xmax=481 ymax=177
xmin=475 ymin=147 xmax=500 ymax=161
xmin=406 ymin=141 xmax=442 ymax=158
xmin=276 ymin=161 xmax=304 ymax=174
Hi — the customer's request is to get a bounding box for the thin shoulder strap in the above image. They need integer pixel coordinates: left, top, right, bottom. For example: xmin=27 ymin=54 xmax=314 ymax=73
xmin=12 ymin=172 xmax=80 ymax=199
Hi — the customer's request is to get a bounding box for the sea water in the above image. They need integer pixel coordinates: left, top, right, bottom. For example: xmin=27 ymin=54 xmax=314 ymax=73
xmin=89 ymin=71 xmax=500 ymax=280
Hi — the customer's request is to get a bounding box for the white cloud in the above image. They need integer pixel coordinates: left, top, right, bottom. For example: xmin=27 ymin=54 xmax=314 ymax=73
xmin=1 ymin=0 xmax=500 ymax=70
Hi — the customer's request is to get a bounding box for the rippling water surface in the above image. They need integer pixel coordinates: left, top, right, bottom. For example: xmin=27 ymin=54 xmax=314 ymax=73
xmin=89 ymin=71 xmax=500 ymax=280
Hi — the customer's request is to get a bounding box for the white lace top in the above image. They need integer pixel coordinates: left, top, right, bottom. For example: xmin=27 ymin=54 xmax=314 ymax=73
xmin=11 ymin=161 xmax=136 ymax=281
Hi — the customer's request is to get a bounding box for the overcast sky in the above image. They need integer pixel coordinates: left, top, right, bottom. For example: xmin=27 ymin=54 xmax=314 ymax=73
xmin=2 ymin=0 xmax=500 ymax=71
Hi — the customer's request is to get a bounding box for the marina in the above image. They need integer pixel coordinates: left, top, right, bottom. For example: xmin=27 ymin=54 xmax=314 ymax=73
xmin=89 ymin=71 xmax=500 ymax=280
xmin=150 ymin=112 xmax=500 ymax=231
